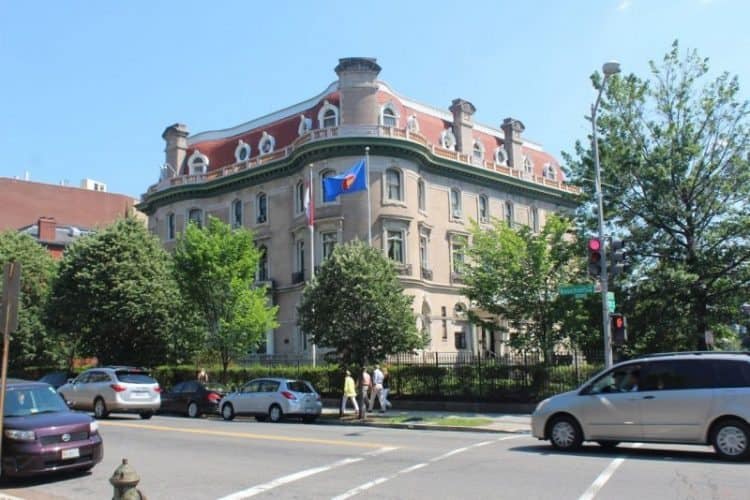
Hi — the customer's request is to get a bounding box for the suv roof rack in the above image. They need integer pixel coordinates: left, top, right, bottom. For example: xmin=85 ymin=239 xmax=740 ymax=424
xmin=635 ymin=351 xmax=750 ymax=359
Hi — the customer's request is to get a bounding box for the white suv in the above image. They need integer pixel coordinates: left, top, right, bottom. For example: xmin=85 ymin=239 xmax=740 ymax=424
xmin=531 ymin=352 xmax=750 ymax=460
xmin=58 ymin=367 xmax=161 ymax=419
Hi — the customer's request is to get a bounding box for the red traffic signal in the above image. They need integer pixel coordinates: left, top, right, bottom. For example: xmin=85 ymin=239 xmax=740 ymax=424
xmin=587 ymin=238 xmax=602 ymax=277
xmin=611 ymin=313 xmax=627 ymax=345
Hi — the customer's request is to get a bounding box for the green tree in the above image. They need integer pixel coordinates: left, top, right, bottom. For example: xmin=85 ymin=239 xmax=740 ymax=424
xmin=565 ymin=41 xmax=750 ymax=351
xmin=47 ymin=217 xmax=180 ymax=367
xmin=297 ymin=240 xmax=424 ymax=370
xmin=0 ymin=231 xmax=58 ymax=368
xmin=172 ymin=216 xmax=278 ymax=380
xmin=463 ymin=215 xmax=586 ymax=362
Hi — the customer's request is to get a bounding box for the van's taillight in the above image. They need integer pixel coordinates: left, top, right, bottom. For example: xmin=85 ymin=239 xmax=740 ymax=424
xmin=281 ymin=391 xmax=296 ymax=400
xmin=110 ymin=384 xmax=126 ymax=392
xmin=154 ymin=386 xmax=162 ymax=393
xmin=207 ymin=392 xmax=221 ymax=403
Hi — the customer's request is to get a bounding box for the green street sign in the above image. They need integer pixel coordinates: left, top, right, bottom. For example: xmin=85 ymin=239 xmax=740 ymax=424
xmin=607 ymin=291 xmax=616 ymax=311
xmin=558 ymin=283 xmax=595 ymax=296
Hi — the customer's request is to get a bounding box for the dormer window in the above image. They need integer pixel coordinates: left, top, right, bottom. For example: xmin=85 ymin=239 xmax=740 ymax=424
xmin=259 ymin=132 xmax=275 ymax=155
xmin=297 ymin=114 xmax=313 ymax=136
xmin=318 ymin=100 xmax=339 ymax=128
xmin=543 ymin=163 xmax=557 ymax=180
xmin=472 ymin=140 xmax=484 ymax=162
xmin=523 ymin=155 xmax=533 ymax=175
xmin=406 ymin=114 xmax=420 ymax=133
xmin=188 ymin=150 xmax=209 ymax=175
xmin=441 ymin=128 xmax=456 ymax=150
xmin=234 ymin=141 xmax=251 ymax=163
xmin=495 ymin=147 xmax=508 ymax=165
xmin=381 ymin=104 xmax=398 ymax=128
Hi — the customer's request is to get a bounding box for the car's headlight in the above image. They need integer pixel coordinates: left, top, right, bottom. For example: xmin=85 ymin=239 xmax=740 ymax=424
xmin=89 ymin=421 xmax=99 ymax=434
xmin=4 ymin=429 xmax=36 ymax=441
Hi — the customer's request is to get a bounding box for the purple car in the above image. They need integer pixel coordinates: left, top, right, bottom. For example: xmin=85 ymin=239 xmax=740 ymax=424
xmin=1 ymin=379 xmax=103 ymax=478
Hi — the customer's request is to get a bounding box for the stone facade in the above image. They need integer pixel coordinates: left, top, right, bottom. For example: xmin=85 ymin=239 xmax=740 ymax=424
xmin=139 ymin=57 xmax=579 ymax=358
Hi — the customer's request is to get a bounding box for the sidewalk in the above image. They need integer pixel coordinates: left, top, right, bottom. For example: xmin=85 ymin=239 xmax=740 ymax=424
xmin=318 ymin=406 xmax=531 ymax=434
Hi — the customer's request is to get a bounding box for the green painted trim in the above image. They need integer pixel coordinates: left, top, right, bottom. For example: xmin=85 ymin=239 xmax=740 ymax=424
xmin=138 ymin=136 xmax=581 ymax=214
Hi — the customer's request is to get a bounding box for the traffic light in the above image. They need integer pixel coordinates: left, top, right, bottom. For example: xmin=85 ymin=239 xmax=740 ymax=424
xmin=610 ymin=240 xmax=627 ymax=278
xmin=587 ymin=238 xmax=603 ymax=278
xmin=611 ymin=313 xmax=627 ymax=345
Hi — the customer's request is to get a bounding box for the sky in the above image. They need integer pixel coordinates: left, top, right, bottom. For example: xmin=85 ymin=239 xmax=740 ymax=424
xmin=1 ymin=0 xmax=748 ymax=199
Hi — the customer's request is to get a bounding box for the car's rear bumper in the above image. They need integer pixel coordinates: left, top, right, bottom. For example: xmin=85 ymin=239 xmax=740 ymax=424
xmin=1 ymin=435 xmax=103 ymax=478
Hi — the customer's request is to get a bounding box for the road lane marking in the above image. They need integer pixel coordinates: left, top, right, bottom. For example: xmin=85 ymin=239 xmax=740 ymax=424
xmin=99 ymin=421 xmax=384 ymax=449
xmin=578 ymin=443 xmax=643 ymax=500
xmin=364 ymin=446 xmax=399 ymax=456
xmin=218 ymin=457 xmax=364 ymax=500
xmin=332 ymin=436 xmax=527 ymax=499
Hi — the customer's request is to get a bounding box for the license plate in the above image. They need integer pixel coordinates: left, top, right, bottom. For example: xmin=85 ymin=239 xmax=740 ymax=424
xmin=130 ymin=392 xmax=149 ymax=399
xmin=62 ymin=448 xmax=80 ymax=460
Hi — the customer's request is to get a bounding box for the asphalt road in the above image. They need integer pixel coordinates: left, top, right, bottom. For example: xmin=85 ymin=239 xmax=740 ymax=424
xmin=0 ymin=415 xmax=747 ymax=499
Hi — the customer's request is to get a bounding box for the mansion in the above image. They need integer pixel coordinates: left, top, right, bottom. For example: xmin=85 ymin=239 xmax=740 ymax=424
xmin=138 ymin=57 xmax=579 ymax=358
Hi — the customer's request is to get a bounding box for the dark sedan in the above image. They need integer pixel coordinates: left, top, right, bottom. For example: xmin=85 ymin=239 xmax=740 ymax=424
xmin=160 ymin=381 xmax=226 ymax=418
xmin=2 ymin=379 xmax=103 ymax=478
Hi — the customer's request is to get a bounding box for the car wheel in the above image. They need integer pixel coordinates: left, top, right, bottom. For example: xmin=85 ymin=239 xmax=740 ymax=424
xmin=549 ymin=415 xmax=582 ymax=451
xmin=597 ymin=441 xmax=620 ymax=449
xmin=187 ymin=402 xmax=199 ymax=418
xmin=222 ymin=403 xmax=235 ymax=421
xmin=268 ymin=404 xmax=283 ymax=423
xmin=139 ymin=412 xmax=153 ymax=420
xmin=93 ymin=398 xmax=109 ymax=419
xmin=255 ymin=415 xmax=267 ymax=422
xmin=303 ymin=415 xmax=318 ymax=424
xmin=711 ymin=418 xmax=750 ymax=460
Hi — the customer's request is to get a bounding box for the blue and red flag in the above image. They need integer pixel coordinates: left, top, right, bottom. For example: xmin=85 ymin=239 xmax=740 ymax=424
xmin=323 ymin=159 xmax=367 ymax=202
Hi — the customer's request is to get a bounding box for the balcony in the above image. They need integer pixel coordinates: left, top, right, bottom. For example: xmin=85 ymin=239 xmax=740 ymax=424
xmin=291 ymin=271 xmax=305 ymax=284
xmin=145 ymin=124 xmax=580 ymax=197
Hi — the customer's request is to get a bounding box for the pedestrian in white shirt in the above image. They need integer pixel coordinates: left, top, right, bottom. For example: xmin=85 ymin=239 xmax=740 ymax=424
xmin=369 ymin=365 xmax=386 ymax=413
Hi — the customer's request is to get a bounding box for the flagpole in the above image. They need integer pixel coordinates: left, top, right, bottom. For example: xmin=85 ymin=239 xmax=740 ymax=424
xmin=308 ymin=163 xmax=316 ymax=367
xmin=365 ymin=147 xmax=372 ymax=246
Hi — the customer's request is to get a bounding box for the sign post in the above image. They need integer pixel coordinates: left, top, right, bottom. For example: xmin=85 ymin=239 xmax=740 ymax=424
xmin=0 ymin=262 xmax=22 ymax=477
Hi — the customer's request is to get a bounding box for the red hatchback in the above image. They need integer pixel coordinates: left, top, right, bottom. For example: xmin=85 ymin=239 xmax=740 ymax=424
xmin=2 ymin=379 xmax=103 ymax=478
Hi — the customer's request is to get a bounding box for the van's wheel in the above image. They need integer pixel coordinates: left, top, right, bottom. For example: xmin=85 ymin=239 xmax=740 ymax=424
xmin=269 ymin=404 xmax=283 ymax=423
xmin=711 ymin=418 xmax=750 ymax=460
xmin=222 ymin=403 xmax=235 ymax=421
xmin=187 ymin=402 xmax=199 ymax=418
xmin=597 ymin=441 xmax=620 ymax=449
xmin=93 ymin=398 xmax=109 ymax=419
xmin=549 ymin=415 xmax=583 ymax=451
xmin=139 ymin=411 xmax=153 ymax=420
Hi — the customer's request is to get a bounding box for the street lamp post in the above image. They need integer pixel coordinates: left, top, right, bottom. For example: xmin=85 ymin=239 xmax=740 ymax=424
xmin=591 ymin=61 xmax=621 ymax=368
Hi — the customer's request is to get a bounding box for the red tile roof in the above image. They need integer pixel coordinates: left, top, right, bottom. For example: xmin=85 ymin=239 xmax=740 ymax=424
xmin=0 ymin=178 xmax=138 ymax=231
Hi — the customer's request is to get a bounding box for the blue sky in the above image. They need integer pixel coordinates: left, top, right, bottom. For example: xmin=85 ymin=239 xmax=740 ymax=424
xmin=1 ymin=0 xmax=747 ymax=198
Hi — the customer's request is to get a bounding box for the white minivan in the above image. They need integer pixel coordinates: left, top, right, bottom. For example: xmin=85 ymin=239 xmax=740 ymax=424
xmin=531 ymin=352 xmax=750 ymax=460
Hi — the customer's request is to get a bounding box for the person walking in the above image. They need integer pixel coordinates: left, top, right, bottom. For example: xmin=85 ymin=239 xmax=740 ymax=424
xmin=382 ymin=366 xmax=392 ymax=410
xmin=197 ymin=368 xmax=209 ymax=383
xmin=360 ymin=367 xmax=372 ymax=414
xmin=370 ymin=365 xmax=385 ymax=413
xmin=341 ymin=370 xmax=359 ymax=416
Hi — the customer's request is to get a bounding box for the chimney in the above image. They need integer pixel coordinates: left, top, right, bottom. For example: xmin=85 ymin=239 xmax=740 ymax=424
xmin=501 ymin=117 xmax=526 ymax=169
xmin=334 ymin=57 xmax=382 ymax=126
xmin=449 ymin=98 xmax=477 ymax=154
xmin=38 ymin=217 xmax=56 ymax=243
xmin=162 ymin=124 xmax=189 ymax=176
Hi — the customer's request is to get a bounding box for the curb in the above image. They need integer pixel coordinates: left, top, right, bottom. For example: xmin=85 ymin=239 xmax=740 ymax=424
xmin=316 ymin=417 xmax=530 ymax=435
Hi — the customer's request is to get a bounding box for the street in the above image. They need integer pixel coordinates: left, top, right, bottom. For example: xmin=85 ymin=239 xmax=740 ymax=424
xmin=0 ymin=415 xmax=747 ymax=499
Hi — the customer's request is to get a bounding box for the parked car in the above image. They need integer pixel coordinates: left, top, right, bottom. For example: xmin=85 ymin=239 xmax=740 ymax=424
xmin=160 ymin=381 xmax=227 ymax=417
xmin=2 ymin=379 xmax=103 ymax=478
xmin=38 ymin=371 xmax=76 ymax=390
xmin=531 ymin=352 xmax=750 ymax=460
xmin=57 ymin=366 xmax=161 ymax=419
xmin=220 ymin=378 xmax=322 ymax=423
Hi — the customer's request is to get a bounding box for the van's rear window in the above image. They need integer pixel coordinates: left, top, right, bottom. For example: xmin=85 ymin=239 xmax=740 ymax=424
xmin=116 ymin=372 xmax=157 ymax=384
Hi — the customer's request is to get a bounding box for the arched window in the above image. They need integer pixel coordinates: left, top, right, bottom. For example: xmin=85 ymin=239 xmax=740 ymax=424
xmin=441 ymin=128 xmax=456 ymax=150
xmin=188 ymin=151 xmax=209 ymax=175
xmin=472 ymin=140 xmax=484 ymax=162
xmin=381 ymin=104 xmax=398 ymax=127
xmin=258 ymin=131 xmax=275 ymax=155
xmin=407 ymin=114 xmax=420 ymax=133
xmin=543 ymin=163 xmax=557 ymax=180
xmin=297 ymin=114 xmax=313 ymax=136
xmin=231 ymin=199 xmax=243 ymax=229
xmin=256 ymin=193 xmax=268 ymax=224
xmin=386 ymin=168 xmax=403 ymax=201
xmin=479 ymin=195 xmax=489 ymax=223
xmin=505 ymin=201 xmax=514 ymax=227
xmin=234 ymin=141 xmax=251 ymax=163
xmin=450 ymin=189 xmax=462 ymax=219
xmin=188 ymin=208 xmax=203 ymax=229
xmin=417 ymin=179 xmax=426 ymax=211
xmin=257 ymin=245 xmax=269 ymax=282
xmin=318 ymin=100 xmax=339 ymax=128
xmin=495 ymin=147 xmax=508 ymax=165
xmin=523 ymin=155 xmax=533 ymax=174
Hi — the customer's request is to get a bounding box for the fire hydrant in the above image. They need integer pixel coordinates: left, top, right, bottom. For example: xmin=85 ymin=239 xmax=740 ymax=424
xmin=110 ymin=458 xmax=146 ymax=500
